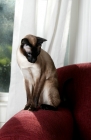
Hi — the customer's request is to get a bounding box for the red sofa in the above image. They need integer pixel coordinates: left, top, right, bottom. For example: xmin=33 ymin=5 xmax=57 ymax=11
xmin=0 ymin=63 xmax=91 ymax=140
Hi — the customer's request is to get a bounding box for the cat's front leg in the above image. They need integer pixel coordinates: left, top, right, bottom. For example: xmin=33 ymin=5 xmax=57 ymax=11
xmin=24 ymin=79 xmax=36 ymax=111
xmin=26 ymin=96 xmax=39 ymax=111
xmin=24 ymin=96 xmax=38 ymax=111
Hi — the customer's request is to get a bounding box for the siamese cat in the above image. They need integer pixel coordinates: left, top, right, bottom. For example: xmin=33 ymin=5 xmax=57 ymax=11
xmin=17 ymin=34 xmax=61 ymax=111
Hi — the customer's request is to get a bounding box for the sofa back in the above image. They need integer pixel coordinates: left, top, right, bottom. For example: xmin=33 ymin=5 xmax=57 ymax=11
xmin=57 ymin=63 xmax=91 ymax=140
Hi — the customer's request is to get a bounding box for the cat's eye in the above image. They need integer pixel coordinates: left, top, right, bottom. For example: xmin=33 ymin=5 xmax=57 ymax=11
xmin=27 ymin=52 xmax=31 ymax=56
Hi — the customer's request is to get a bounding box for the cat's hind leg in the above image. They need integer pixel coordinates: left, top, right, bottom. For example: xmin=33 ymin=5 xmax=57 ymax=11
xmin=40 ymin=82 xmax=61 ymax=110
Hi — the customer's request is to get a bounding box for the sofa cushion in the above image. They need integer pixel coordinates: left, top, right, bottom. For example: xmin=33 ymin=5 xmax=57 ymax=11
xmin=0 ymin=108 xmax=73 ymax=140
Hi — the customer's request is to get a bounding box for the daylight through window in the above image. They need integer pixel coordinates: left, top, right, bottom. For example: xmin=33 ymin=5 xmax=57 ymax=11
xmin=0 ymin=0 xmax=15 ymax=92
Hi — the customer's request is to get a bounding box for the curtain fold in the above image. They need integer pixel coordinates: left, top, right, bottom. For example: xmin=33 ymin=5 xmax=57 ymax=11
xmin=68 ymin=0 xmax=91 ymax=64
xmin=7 ymin=0 xmax=72 ymax=120
xmin=43 ymin=0 xmax=72 ymax=67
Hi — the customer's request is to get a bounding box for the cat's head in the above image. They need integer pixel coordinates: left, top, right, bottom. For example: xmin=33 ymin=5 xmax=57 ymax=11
xmin=20 ymin=34 xmax=47 ymax=63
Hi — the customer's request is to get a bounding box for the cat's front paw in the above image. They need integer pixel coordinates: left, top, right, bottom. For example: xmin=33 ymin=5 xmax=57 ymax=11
xmin=24 ymin=104 xmax=30 ymax=110
xmin=28 ymin=105 xmax=38 ymax=111
xmin=24 ymin=104 xmax=38 ymax=111
xmin=40 ymin=104 xmax=57 ymax=110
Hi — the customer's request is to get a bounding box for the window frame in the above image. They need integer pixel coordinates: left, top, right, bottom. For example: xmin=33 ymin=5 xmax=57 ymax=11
xmin=0 ymin=92 xmax=8 ymax=102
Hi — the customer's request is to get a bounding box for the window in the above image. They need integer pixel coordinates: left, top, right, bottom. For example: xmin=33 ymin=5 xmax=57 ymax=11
xmin=0 ymin=0 xmax=15 ymax=92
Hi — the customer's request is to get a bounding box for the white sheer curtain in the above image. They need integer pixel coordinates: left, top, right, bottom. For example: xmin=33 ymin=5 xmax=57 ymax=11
xmin=68 ymin=0 xmax=91 ymax=64
xmin=7 ymin=0 xmax=91 ymax=120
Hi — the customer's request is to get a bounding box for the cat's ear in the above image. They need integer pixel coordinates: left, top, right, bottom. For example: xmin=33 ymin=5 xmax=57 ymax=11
xmin=37 ymin=37 xmax=47 ymax=45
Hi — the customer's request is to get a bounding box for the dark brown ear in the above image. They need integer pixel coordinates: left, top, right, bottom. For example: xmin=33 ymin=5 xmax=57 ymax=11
xmin=37 ymin=37 xmax=47 ymax=45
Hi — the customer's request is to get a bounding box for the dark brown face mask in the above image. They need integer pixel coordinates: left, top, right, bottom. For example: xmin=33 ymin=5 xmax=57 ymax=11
xmin=20 ymin=36 xmax=47 ymax=63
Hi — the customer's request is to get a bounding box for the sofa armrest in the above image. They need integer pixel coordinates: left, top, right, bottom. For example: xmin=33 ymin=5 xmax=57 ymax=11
xmin=0 ymin=108 xmax=73 ymax=140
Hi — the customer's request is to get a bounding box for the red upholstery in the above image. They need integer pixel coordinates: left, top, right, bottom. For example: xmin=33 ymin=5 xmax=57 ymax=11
xmin=57 ymin=63 xmax=91 ymax=140
xmin=0 ymin=109 xmax=73 ymax=140
xmin=0 ymin=63 xmax=91 ymax=140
